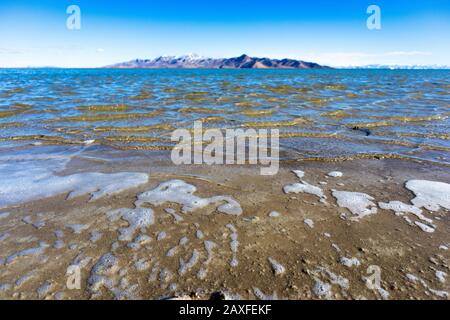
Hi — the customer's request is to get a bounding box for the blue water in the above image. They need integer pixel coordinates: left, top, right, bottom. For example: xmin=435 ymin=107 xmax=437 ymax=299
xmin=0 ymin=69 xmax=449 ymax=162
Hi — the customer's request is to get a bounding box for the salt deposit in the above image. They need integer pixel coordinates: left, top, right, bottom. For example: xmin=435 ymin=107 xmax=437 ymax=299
xmin=134 ymin=259 xmax=151 ymax=271
xmin=304 ymin=219 xmax=314 ymax=228
xmin=204 ymin=240 xmax=216 ymax=265
xmin=179 ymin=249 xmax=200 ymax=275
xmin=166 ymin=246 xmax=178 ymax=257
xmin=0 ymin=155 xmax=148 ymax=208
xmin=196 ymin=230 xmax=204 ymax=239
xmin=179 ymin=236 xmax=189 ymax=246
xmin=66 ymin=224 xmax=89 ymax=234
xmin=227 ymin=224 xmax=239 ymax=267
xmin=313 ymin=279 xmax=332 ymax=299
xmin=332 ymin=191 xmax=378 ymax=219
xmin=429 ymin=289 xmax=448 ymax=298
xmin=136 ymin=180 xmax=242 ymax=215
xmin=435 ymin=271 xmax=447 ymax=283
xmin=328 ymin=171 xmax=343 ymax=178
xmin=414 ymin=221 xmax=435 ymax=233
xmin=88 ymin=253 xmax=119 ymax=293
xmin=284 ymin=181 xmax=325 ymax=199
xmin=339 ymin=257 xmax=361 ymax=267
xmin=15 ymin=272 xmax=35 ymax=287
xmin=107 ymin=207 xmax=154 ymax=241
xmin=253 ymin=288 xmax=279 ymax=300
xmin=269 ymin=211 xmax=280 ymax=217
xmin=268 ymin=258 xmax=286 ymax=276
xmin=292 ymin=170 xmax=305 ymax=179
xmin=405 ymin=180 xmax=450 ymax=211
xmin=164 ymin=208 xmax=184 ymax=222
xmin=90 ymin=231 xmax=102 ymax=243
xmin=378 ymin=201 xmax=432 ymax=223
xmin=37 ymin=281 xmax=53 ymax=298
xmin=157 ymin=231 xmax=167 ymax=241
xmin=4 ymin=242 xmax=49 ymax=265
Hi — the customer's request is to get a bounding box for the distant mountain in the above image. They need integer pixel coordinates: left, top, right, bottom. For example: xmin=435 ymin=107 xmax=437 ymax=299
xmin=104 ymin=54 xmax=329 ymax=69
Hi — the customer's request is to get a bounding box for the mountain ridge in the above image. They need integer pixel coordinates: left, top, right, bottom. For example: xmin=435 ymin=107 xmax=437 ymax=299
xmin=104 ymin=54 xmax=330 ymax=69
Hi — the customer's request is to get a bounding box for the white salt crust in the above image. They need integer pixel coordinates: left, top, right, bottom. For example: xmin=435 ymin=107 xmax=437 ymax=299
xmin=339 ymin=257 xmax=361 ymax=267
xmin=304 ymin=219 xmax=314 ymax=228
xmin=88 ymin=253 xmax=119 ymax=293
xmin=332 ymin=191 xmax=377 ymax=219
xmin=284 ymin=181 xmax=325 ymax=199
xmin=378 ymin=201 xmax=432 ymax=223
xmin=405 ymin=180 xmax=450 ymax=211
xmin=414 ymin=221 xmax=436 ymax=233
xmin=268 ymin=258 xmax=286 ymax=276
xmin=269 ymin=211 xmax=280 ymax=217
xmin=179 ymin=249 xmax=200 ymax=275
xmin=136 ymin=180 xmax=242 ymax=215
xmin=3 ymin=242 xmax=49 ymax=265
xmin=253 ymin=288 xmax=279 ymax=300
xmin=327 ymin=171 xmax=343 ymax=178
xmin=107 ymin=207 xmax=154 ymax=242
xmin=0 ymin=155 xmax=148 ymax=208
xmin=292 ymin=170 xmax=305 ymax=179
xmin=226 ymin=224 xmax=239 ymax=267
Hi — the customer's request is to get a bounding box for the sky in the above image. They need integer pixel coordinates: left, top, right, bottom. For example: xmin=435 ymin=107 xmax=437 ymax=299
xmin=0 ymin=0 xmax=450 ymax=67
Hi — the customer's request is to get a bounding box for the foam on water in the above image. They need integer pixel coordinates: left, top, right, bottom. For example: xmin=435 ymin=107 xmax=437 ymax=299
xmin=136 ymin=180 xmax=242 ymax=215
xmin=332 ymin=191 xmax=377 ymax=219
xmin=405 ymin=180 xmax=450 ymax=211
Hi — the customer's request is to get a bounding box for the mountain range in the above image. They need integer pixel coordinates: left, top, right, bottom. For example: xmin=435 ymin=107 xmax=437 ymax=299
xmin=104 ymin=54 xmax=329 ymax=69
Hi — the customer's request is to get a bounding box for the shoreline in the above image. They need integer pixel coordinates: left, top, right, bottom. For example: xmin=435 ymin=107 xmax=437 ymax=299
xmin=1 ymin=146 xmax=449 ymax=300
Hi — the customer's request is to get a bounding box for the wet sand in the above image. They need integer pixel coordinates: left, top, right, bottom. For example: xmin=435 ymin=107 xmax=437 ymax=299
xmin=0 ymin=148 xmax=449 ymax=300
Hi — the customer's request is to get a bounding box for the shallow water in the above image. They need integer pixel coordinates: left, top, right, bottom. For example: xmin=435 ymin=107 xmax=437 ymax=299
xmin=0 ymin=69 xmax=449 ymax=163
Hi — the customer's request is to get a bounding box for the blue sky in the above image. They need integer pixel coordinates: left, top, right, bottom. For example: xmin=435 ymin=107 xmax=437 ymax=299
xmin=1 ymin=0 xmax=449 ymax=67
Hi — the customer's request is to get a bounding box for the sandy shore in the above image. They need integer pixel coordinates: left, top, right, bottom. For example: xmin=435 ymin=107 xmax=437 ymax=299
xmin=0 ymin=148 xmax=449 ymax=300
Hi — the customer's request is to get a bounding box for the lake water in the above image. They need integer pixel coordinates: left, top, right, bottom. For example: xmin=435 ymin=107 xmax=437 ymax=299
xmin=0 ymin=68 xmax=449 ymax=163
